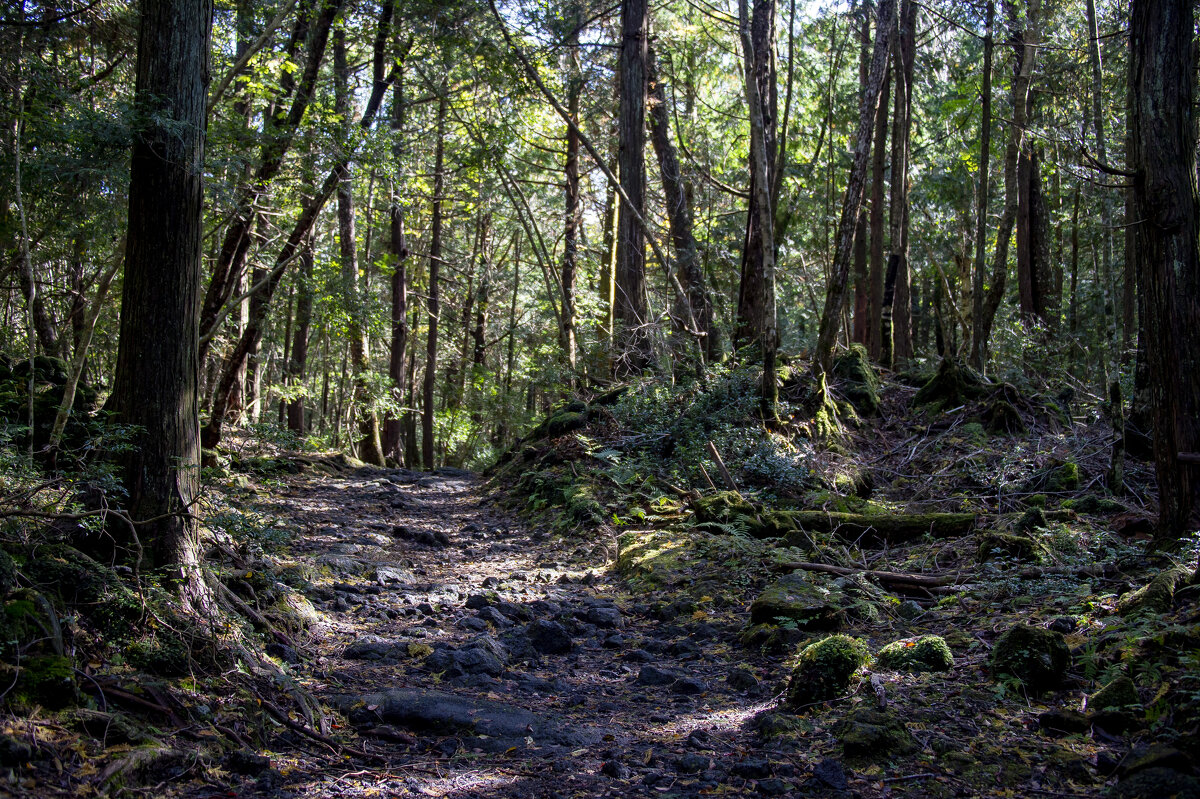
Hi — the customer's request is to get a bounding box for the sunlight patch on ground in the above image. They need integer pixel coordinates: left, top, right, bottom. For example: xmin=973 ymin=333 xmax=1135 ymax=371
xmin=295 ymin=766 xmax=518 ymax=798
xmin=649 ymin=697 xmax=780 ymax=738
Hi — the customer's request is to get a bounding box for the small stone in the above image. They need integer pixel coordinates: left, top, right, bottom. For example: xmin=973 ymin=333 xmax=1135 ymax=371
xmin=465 ymin=594 xmax=492 ymax=610
xmin=897 ymin=600 xmax=924 ymax=620
xmin=757 ymin=778 xmax=790 ymax=795
xmin=989 ymin=623 xmax=1070 ymax=695
xmin=1038 ymin=709 xmax=1090 ymax=736
xmin=600 ymin=760 xmax=631 ymax=779
xmin=458 ymin=616 xmax=489 ymax=632
xmin=635 ymin=666 xmax=678 ymax=687
xmin=1048 ymin=616 xmax=1078 ymax=633
xmin=731 ymin=759 xmax=772 ymax=779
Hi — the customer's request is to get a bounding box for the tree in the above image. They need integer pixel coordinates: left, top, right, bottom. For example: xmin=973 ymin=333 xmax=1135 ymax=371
xmin=615 ymin=0 xmax=651 ymax=375
xmin=108 ymin=0 xmax=212 ymax=607
xmin=1128 ymin=0 xmax=1199 ymax=544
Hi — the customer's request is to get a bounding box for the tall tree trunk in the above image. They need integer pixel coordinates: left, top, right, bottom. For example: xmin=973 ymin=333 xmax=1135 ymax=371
xmin=1129 ymin=0 xmax=1200 ymax=544
xmin=384 ymin=68 xmax=409 ymax=462
xmin=812 ymin=0 xmax=896 ymax=377
xmin=969 ymin=0 xmax=994 ymax=368
xmin=561 ymin=19 xmax=581 ymax=378
xmin=868 ymin=50 xmax=891 ymax=361
xmin=973 ymin=0 xmax=1039 ymax=367
xmin=648 ymin=43 xmax=716 ymax=360
xmin=1085 ymin=0 xmax=1117 ymax=348
xmin=615 ymin=0 xmax=651 ymax=375
xmin=423 ymin=91 xmax=448 ymax=470
xmin=734 ymin=0 xmax=777 ymax=350
xmin=286 ymin=231 xmax=313 ymax=433
xmin=335 ymin=28 xmax=385 ymax=466
xmin=886 ymin=0 xmax=915 ymax=364
xmin=109 ymin=0 xmax=212 ymax=607
xmin=852 ymin=5 xmax=870 ymax=348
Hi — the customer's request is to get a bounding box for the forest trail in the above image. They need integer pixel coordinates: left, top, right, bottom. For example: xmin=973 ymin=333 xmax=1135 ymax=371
xmin=249 ymin=466 xmax=787 ymax=798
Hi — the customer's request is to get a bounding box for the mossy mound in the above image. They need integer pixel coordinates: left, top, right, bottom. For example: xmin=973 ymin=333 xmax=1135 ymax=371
xmin=692 ymin=491 xmax=756 ymax=527
xmin=989 ymin=623 xmax=1071 ymax=695
xmin=526 ymin=400 xmax=590 ymax=440
xmin=12 ymin=654 xmax=77 ymax=709
xmin=913 ymin=358 xmax=986 ymax=409
xmin=748 ymin=573 xmax=846 ymax=630
xmin=832 ymin=344 xmax=880 ymax=416
xmin=982 ymin=398 xmax=1026 ymax=434
xmin=20 ymin=543 xmax=142 ymax=638
xmin=876 ymin=635 xmax=953 ymax=673
xmin=1046 ymin=461 xmax=1081 ymax=492
xmin=1061 ymin=495 xmax=1124 ymax=514
xmin=0 ymin=589 xmax=62 ymax=658
xmin=977 ymin=532 xmax=1046 ymax=564
xmin=1089 ymin=676 xmax=1139 ymax=711
xmin=836 ymin=707 xmax=918 ymax=761
xmin=785 ymin=634 xmax=870 ymax=708
xmin=127 ymin=635 xmax=193 ymax=677
xmin=1118 ymin=567 xmax=1190 ymax=616
xmin=616 ymin=529 xmax=690 ymax=585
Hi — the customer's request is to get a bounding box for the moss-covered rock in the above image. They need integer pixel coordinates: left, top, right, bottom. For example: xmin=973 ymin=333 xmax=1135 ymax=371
xmin=977 ymin=532 xmax=1046 ymax=564
xmin=527 ymin=401 xmax=590 ymax=440
xmin=832 ymin=344 xmax=880 ymax=416
xmin=1014 ymin=507 xmax=1049 ymax=534
xmin=785 ymin=634 xmax=870 ymax=708
xmin=1089 ymin=675 xmax=1139 ymax=711
xmin=876 ymin=635 xmax=954 ymax=673
xmin=749 ymin=573 xmax=846 ymax=630
xmin=692 ymin=491 xmax=756 ymax=527
xmin=616 ymin=529 xmax=689 ymax=585
xmin=1047 ymin=461 xmax=1081 ymax=492
xmin=982 ymin=398 xmax=1026 ymax=434
xmin=1110 ymin=768 xmax=1200 ymax=799
xmin=1118 ymin=566 xmax=1190 ymax=616
xmin=739 ymin=623 xmax=809 ymax=655
xmin=1062 ymin=495 xmax=1125 ymax=514
xmin=836 ymin=707 xmax=918 ymax=761
xmin=989 ymin=623 xmax=1071 ymax=695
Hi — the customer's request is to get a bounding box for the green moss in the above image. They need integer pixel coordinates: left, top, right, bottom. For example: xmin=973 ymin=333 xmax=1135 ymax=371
xmin=127 ymin=636 xmax=191 ymax=677
xmin=913 ymin=358 xmax=985 ymax=408
xmin=785 ymin=634 xmax=870 ymax=709
xmin=832 ymin=344 xmax=880 ymax=416
xmin=749 ymin=573 xmax=845 ymax=630
xmin=961 ymin=422 xmax=988 ymax=444
xmin=1014 ymin=507 xmax=1049 ymax=534
xmin=977 ymin=532 xmax=1046 ymax=564
xmin=15 ymin=654 xmax=77 ymax=709
xmin=22 ymin=544 xmax=141 ymax=638
xmin=1026 ymin=494 xmax=1048 ymax=508
xmin=876 ymin=635 xmax=954 ymax=673
xmin=1047 ymin=461 xmax=1081 ymax=492
xmin=1090 ymin=676 xmax=1139 ymax=711
xmin=692 ymin=491 xmax=756 ymax=526
xmin=616 ymin=529 xmax=688 ymax=585
xmin=778 ymin=510 xmax=976 ymax=545
xmin=836 ymin=707 xmax=917 ymax=761
xmin=1118 ymin=567 xmax=1190 ymax=616
xmin=989 ymin=623 xmax=1071 ymax=696
xmin=1061 ymin=495 xmax=1125 ymax=514
xmin=982 ymin=399 xmax=1026 ymax=434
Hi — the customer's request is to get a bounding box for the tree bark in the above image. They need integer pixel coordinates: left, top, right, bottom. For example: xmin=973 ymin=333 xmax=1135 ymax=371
xmin=423 ymin=91 xmax=448 ymax=470
xmin=384 ymin=67 xmax=409 ymax=462
xmin=615 ymin=0 xmax=651 ymax=375
xmin=648 ymin=43 xmax=715 ymax=361
xmin=973 ymin=0 xmax=1039 ymax=367
xmin=1129 ymin=0 xmax=1200 ymax=543
xmin=868 ymin=36 xmax=891 ymax=361
xmin=561 ymin=19 xmax=581 ymax=378
xmin=109 ymin=0 xmax=212 ymax=605
xmin=285 ymin=231 xmax=312 ymax=434
xmin=334 ymin=28 xmax=385 ymax=466
xmin=1085 ymin=0 xmax=1117 ymax=347
xmin=969 ymin=0 xmax=994 ymax=368
xmin=886 ymin=0 xmax=915 ymax=364
xmin=812 ymin=0 xmax=896 ymax=377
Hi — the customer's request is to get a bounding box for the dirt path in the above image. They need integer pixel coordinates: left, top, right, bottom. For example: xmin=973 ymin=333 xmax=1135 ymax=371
xmin=250 ymin=467 xmax=793 ymax=798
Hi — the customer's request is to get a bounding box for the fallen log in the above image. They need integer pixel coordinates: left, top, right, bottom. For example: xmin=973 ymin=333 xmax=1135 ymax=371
xmin=776 ymin=510 xmax=977 ymax=544
xmin=773 ymin=559 xmax=961 ymax=588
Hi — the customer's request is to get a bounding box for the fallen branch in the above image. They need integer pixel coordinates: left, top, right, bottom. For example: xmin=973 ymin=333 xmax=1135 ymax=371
xmin=773 ymin=559 xmax=961 ymax=588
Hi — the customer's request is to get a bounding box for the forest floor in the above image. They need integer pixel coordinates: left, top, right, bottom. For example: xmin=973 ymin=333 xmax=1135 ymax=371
xmin=5 ymin=368 xmax=1200 ymax=798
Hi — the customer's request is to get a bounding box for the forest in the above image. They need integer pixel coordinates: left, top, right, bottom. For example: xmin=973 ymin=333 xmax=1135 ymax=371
xmin=0 ymin=0 xmax=1198 ymax=796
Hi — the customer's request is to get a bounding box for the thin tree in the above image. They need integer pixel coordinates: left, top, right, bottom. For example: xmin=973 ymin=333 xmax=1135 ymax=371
xmin=423 ymin=90 xmax=449 ymax=470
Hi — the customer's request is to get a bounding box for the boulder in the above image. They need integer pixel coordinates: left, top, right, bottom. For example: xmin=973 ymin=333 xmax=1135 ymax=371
xmin=785 ymin=634 xmax=870 ymax=708
xmin=989 ymin=623 xmax=1070 ymax=695
xmin=876 ymin=635 xmax=953 ymax=673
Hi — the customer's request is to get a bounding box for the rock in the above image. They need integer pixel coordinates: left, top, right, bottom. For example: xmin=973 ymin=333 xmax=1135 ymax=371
xmin=0 ymin=734 xmax=34 ymax=766
xmin=897 ymin=599 xmax=925 ymax=620
xmin=875 ymin=635 xmax=953 ymax=673
xmin=977 ymin=532 xmax=1046 ymax=563
xmin=623 ymin=649 xmax=654 ymax=663
xmin=1038 ymin=709 xmax=1090 ymax=735
xmin=426 ymin=645 xmax=504 ymax=677
xmin=1090 ymin=676 xmax=1139 ymax=711
xmin=836 ymin=707 xmax=917 ymax=760
xmin=731 ymin=759 xmax=772 ymax=779
xmin=458 ymin=616 xmax=489 ymax=632
xmin=600 ymin=760 xmax=631 ymax=779
xmin=1091 ymin=709 xmax=1141 ymax=735
xmin=1118 ymin=744 xmax=1191 ymax=778
xmin=335 ymin=688 xmax=602 ymax=749
xmin=726 ymin=665 xmax=760 ymax=692
xmin=635 ymin=666 xmax=678 ymax=687
xmin=374 ymin=566 xmax=412 ymax=584
xmin=316 ymin=554 xmax=366 ymax=576
xmin=757 ymin=777 xmax=790 ymax=795
xmin=226 ymin=750 xmax=272 ymax=775
xmin=671 ymin=676 xmax=706 ymax=695
xmin=526 ymin=619 xmax=574 ymax=655
xmin=392 ymin=525 xmax=450 ymax=548
xmin=344 ymin=638 xmax=407 ymax=662
xmin=586 ymin=606 xmax=624 ymax=628
xmin=676 ymin=753 xmax=711 ymax=774
xmin=811 ymin=758 xmax=849 ymax=790
xmin=265 ymin=643 xmax=300 ymax=664
xmin=785 ymin=635 xmax=870 ymax=708
xmin=748 ymin=573 xmax=846 ymax=630
xmin=989 ymin=623 xmax=1070 ymax=695
xmin=1110 ymin=768 xmax=1200 ymax=799
xmin=1048 ymin=616 xmax=1078 ymax=633
xmin=476 ymin=606 xmax=513 ymax=628
xmin=464 ymin=594 xmax=492 ymax=610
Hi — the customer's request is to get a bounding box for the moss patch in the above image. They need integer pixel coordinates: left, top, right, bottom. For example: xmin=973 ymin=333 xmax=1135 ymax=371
xmin=1090 ymin=676 xmax=1139 ymax=711
xmin=832 ymin=344 xmax=881 ymax=416
xmin=876 ymin=635 xmax=954 ymax=672
xmin=785 ymin=634 xmax=870 ymax=708
xmin=977 ymin=532 xmax=1046 ymax=564
xmin=989 ymin=623 xmax=1071 ymax=696
xmin=748 ymin=573 xmax=845 ymax=630
xmin=836 ymin=707 xmax=918 ymax=761
xmin=1118 ymin=567 xmax=1190 ymax=616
